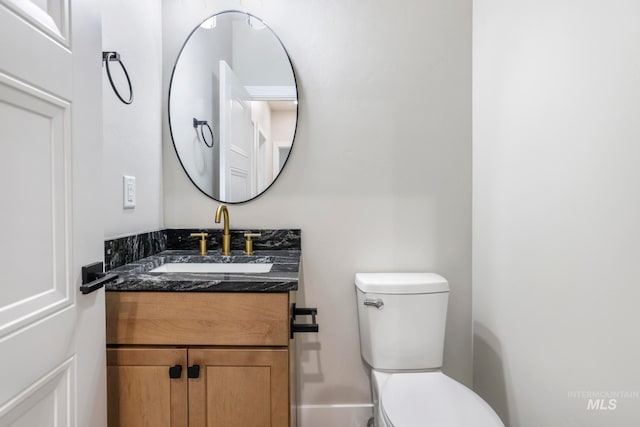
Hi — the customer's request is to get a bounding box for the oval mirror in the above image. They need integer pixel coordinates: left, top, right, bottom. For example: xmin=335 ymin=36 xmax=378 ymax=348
xmin=169 ymin=11 xmax=298 ymax=203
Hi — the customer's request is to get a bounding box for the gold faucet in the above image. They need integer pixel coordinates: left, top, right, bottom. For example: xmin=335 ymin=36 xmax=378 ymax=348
xmin=243 ymin=233 xmax=262 ymax=255
xmin=214 ymin=204 xmax=231 ymax=255
xmin=189 ymin=233 xmax=209 ymax=255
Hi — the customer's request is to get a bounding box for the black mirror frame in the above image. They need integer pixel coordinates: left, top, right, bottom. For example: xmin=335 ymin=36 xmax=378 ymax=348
xmin=167 ymin=10 xmax=299 ymax=204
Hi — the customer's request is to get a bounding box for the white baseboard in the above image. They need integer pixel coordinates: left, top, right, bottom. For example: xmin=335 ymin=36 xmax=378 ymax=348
xmin=298 ymin=404 xmax=374 ymax=427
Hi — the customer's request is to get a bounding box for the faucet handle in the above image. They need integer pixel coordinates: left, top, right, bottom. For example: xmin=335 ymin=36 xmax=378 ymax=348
xmin=243 ymin=233 xmax=261 ymax=255
xmin=189 ymin=233 xmax=209 ymax=255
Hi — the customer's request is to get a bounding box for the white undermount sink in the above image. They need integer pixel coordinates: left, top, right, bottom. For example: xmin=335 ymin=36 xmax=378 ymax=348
xmin=150 ymin=263 xmax=273 ymax=274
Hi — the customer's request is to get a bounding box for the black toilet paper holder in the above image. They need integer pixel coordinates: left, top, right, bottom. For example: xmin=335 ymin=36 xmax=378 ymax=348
xmin=290 ymin=304 xmax=319 ymax=338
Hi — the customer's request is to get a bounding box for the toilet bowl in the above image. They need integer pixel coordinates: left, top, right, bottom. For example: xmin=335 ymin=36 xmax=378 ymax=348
xmin=372 ymin=370 xmax=503 ymax=427
xmin=355 ymin=273 xmax=504 ymax=427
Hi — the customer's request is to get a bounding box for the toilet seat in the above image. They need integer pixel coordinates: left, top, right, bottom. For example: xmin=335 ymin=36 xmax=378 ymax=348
xmin=381 ymin=405 xmax=394 ymax=426
xmin=380 ymin=372 xmax=504 ymax=427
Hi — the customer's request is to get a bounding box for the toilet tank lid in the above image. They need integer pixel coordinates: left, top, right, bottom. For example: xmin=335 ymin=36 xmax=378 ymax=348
xmin=354 ymin=272 xmax=449 ymax=294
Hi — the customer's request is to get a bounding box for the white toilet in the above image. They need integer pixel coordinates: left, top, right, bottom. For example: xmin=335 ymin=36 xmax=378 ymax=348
xmin=355 ymin=272 xmax=504 ymax=427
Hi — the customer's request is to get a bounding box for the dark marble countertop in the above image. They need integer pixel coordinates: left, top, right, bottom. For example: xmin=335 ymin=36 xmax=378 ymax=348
xmin=105 ymin=249 xmax=300 ymax=292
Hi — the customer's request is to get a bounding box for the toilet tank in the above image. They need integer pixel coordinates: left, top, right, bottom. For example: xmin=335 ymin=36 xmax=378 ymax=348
xmin=355 ymin=273 xmax=449 ymax=371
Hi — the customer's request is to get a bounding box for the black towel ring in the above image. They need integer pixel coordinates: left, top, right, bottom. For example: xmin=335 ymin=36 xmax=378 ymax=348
xmin=193 ymin=118 xmax=214 ymax=148
xmin=103 ymin=51 xmax=133 ymax=105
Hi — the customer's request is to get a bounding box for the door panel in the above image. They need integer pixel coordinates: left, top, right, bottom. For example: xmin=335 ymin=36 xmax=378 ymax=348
xmin=0 ymin=4 xmax=72 ymax=96
xmin=0 ymin=357 xmax=73 ymax=427
xmin=219 ymin=60 xmax=253 ymax=202
xmin=188 ymin=348 xmax=289 ymax=427
xmin=229 ymin=167 xmax=249 ymax=201
xmin=107 ymin=348 xmax=188 ymax=427
xmin=0 ymin=308 xmax=74 ymax=413
xmin=1 ymin=0 xmax=69 ymax=45
xmin=0 ymin=74 xmax=71 ymax=335
xmin=207 ymin=366 xmax=271 ymax=427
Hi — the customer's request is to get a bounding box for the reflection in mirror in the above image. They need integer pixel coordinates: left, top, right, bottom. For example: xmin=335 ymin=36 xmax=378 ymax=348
xmin=169 ymin=11 xmax=298 ymax=203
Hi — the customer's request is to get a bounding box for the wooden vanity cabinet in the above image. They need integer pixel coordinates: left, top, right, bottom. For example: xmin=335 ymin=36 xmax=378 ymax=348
xmin=106 ymin=292 xmax=294 ymax=427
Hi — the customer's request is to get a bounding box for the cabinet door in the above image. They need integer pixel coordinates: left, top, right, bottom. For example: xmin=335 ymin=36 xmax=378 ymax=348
xmin=107 ymin=348 xmax=188 ymax=427
xmin=189 ymin=348 xmax=289 ymax=427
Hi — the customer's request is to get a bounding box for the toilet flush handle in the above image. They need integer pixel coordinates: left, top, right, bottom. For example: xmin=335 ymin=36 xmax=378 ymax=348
xmin=364 ymin=299 xmax=384 ymax=309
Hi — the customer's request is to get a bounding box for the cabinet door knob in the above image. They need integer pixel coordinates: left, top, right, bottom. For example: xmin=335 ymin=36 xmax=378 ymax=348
xmin=188 ymin=364 xmax=200 ymax=379
xmin=169 ymin=365 xmax=183 ymax=379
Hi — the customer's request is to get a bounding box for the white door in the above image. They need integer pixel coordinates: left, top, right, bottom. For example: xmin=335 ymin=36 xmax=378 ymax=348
xmin=0 ymin=1 xmax=106 ymax=426
xmin=219 ymin=60 xmax=253 ymax=202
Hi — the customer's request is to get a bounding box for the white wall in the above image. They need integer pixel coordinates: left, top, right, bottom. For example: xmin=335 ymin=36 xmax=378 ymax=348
xmin=163 ymin=0 xmax=471 ymax=424
xmin=272 ymin=110 xmax=296 ymax=142
xmin=473 ymin=1 xmax=640 ymax=426
xmin=272 ymin=109 xmax=296 ymax=176
xmin=232 ymin=19 xmax=296 ymax=87
xmin=102 ymin=0 xmax=163 ymax=238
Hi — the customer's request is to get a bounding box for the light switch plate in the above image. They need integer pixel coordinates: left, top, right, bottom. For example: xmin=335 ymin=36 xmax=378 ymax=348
xmin=123 ymin=175 xmax=136 ymax=209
